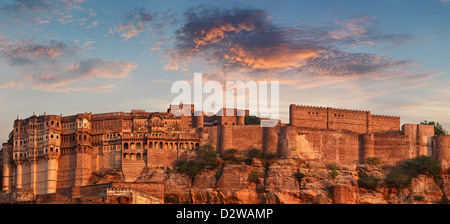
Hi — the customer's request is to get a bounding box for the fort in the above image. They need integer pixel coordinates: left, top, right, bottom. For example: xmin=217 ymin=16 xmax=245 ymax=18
xmin=1 ymin=104 xmax=449 ymax=204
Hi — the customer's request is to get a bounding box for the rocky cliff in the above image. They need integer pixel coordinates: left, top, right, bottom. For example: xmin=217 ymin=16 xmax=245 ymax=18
xmin=129 ymin=158 xmax=450 ymax=204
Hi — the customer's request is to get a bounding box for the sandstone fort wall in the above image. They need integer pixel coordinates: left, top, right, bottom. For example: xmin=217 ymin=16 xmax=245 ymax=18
xmin=1 ymin=104 xmax=447 ymax=198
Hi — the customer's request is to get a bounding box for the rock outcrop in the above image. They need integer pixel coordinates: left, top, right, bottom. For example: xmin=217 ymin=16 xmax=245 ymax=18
xmin=156 ymin=159 xmax=450 ymax=204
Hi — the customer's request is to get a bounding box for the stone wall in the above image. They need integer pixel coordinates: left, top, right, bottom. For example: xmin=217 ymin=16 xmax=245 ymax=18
xmin=289 ymin=105 xmax=400 ymax=134
xmin=278 ymin=126 xmax=360 ymax=165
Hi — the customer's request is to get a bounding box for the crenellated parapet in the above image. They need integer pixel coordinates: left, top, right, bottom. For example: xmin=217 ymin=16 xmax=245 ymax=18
xmin=289 ymin=104 xmax=400 ymax=133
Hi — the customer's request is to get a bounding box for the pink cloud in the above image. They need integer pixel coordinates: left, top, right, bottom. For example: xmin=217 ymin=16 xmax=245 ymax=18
xmin=0 ymin=39 xmax=137 ymax=92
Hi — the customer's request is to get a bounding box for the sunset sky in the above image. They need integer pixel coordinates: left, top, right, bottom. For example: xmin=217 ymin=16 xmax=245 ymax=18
xmin=0 ymin=0 xmax=449 ymax=143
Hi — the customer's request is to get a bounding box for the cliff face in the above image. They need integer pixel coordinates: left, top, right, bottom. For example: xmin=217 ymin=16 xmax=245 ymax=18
xmin=142 ymin=159 xmax=450 ymax=204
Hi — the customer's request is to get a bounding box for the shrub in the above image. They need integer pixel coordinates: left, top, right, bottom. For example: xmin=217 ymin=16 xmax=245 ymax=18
xmin=386 ymin=170 xmax=412 ymax=189
xmin=401 ymin=156 xmax=441 ymax=178
xmin=330 ymin=170 xmax=339 ymax=179
xmin=197 ymin=148 xmax=219 ymax=169
xmin=264 ymin=153 xmax=280 ymax=163
xmin=248 ymin=148 xmax=264 ymax=159
xmin=328 ymin=162 xmax=340 ymax=171
xmin=175 ymin=145 xmax=220 ymax=179
xmin=386 ymin=156 xmax=441 ymax=189
xmin=367 ymin=157 xmax=381 ymax=166
xmin=357 ymin=172 xmax=379 ymax=190
xmin=245 ymin=115 xmax=261 ymax=125
xmin=214 ymin=169 xmax=223 ymax=181
xmin=413 ymin=195 xmax=425 ymax=201
xmin=222 ymin=149 xmax=239 ymax=159
xmin=248 ymin=170 xmax=263 ymax=184
xmin=176 ymin=160 xmax=188 ymax=173
xmin=295 ymin=171 xmax=306 ymax=183
xmin=197 ymin=144 xmax=215 ymax=152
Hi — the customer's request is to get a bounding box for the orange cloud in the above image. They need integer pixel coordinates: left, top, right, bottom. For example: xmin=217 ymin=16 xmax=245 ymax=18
xmin=226 ymin=43 xmax=318 ymax=70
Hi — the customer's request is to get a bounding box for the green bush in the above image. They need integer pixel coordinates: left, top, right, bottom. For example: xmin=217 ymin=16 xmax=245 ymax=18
xmin=175 ymin=145 xmax=220 ymax=178
xmin=249 ymin=170 xmax=263 ymax=184
xmin=401 ymin=156 xmax=441 ymax=178
xmin=357 ymin=172 xmax=379 ymax=190
xmin=248 ymin=148 xmax=264 ymax=159
xmin=295 ymin=171 xmax=306 ymax=183
xmin=328 ymin=162 xmax=340 ymax=171
xmin=367 ymin=157 xmax=381 ymax=166
xmin=264 ymin=153 xmax=280 ymax=163
xmin=245 ymin=115 xmax=261 ymax=125
xmin=386 ymin=170 xmax=412 ymax=189
xmin=330 ymin=170 xmax=339 ymax=179
xmin=385 ymin=156 xmax=441 ymax=189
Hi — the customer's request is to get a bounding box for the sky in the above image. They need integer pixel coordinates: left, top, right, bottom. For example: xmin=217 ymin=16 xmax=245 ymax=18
xmin=0 ymin=0 xmax=449 ymax=143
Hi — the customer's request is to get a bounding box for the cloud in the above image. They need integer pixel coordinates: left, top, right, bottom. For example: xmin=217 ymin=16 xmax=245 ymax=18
xmin=0 ymin=39 xmax=137 ymax=92
xmin=1 ymin=0 xmax=50 ymax=12
xmin=330 ymin=16 xmax=374 ymax=40
xmin=112 ymin=7 xmax=175 ymax=41
xmin=1 ymin=40 xmax=79 ymax=66
xmin=166 ymin=6 xmax=414 ymax=82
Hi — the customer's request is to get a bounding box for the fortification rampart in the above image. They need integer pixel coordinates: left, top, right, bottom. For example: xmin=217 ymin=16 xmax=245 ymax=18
xmin=1 ymin=104 xmax=448 ymax=201
xmin=289 ymin=104 xmax=400 ymax=134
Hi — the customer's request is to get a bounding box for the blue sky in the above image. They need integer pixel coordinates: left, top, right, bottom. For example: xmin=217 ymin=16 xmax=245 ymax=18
xmin=0 ymin=0 xmax=449 ymax=143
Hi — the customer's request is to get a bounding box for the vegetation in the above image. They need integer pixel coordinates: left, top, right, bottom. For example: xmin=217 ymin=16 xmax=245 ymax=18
xmin=248 ymin=170 xmax=263 ymax=184
xmin=245 ymin=115 xmax=261 ymax=125
xmin=221 ymin=149 xmax=243 ymax=164
xmin=327 ymin=162 xmax=340 ymax=179
xmin=357 ymin=172 xmax=379 ymax=190
xmin=295 ymin=171 xmax=306 ymax=184
xmin=330 ymin=170 xmax=339 ymax=179
xmin=420 ymin=120 xmax=448 ymax=135
xmin=386 ymin=156 xmax=441 ymax=189
xmin=328 ymin=162 xmax=340 ymax=171
xmin=412 ymin=195 xmax=425 ymax=201
xmin=366 ymin=157 xmax=381 ymax=166
xmin=248 ymin=148 xmax=264 ymax=159
xmin=175 ymin=144 xmax=220 ymax=178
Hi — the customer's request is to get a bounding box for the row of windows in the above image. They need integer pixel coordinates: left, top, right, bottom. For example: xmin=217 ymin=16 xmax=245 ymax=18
xmin=15 ymin=121 xmax=59 ymax=132
xmin=307 ymin=111 xmax=345 ymax=118
xmin=15 ymin=134 xmax=59 ymax=146
xmin=14 ymin=147 xmax=59 ymax=158
xmin=123 ymin=142 xmax=199 ymax=150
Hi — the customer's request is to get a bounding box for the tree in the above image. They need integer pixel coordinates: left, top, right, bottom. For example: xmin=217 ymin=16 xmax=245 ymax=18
xmin=245 ymin=115 xmax=261 ymax=125
xmin=420 ymin=121 xmax=448 ymax=135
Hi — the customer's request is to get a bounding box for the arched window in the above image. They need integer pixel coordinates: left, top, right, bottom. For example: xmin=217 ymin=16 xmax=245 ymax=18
xmin=124 ymin=143 xmax=129 ymax=150
xmin=136 ymin=142 xmax=142 ymax=149
xmin=136 ymin=153 xmax=141 ymax=160
xmin=51 ymin=121 xmax=54 ymax=125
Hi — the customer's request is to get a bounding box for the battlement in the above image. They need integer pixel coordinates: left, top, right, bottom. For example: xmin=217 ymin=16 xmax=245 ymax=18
xmin=290 ymin=104 xmax=400 ymax=133
xmin=290 ymin=104 xmax=371 ymax=114
xmin=371 ymin=114 xmax=400 ymax=119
